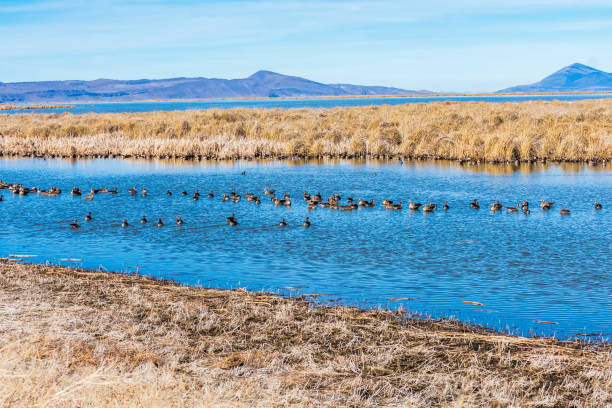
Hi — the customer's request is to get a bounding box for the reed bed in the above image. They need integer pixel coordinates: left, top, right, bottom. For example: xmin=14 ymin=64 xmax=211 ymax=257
xmin=0 ymin=104 xmax=75 ymax=111
xmin=0 ymin=261 xmax=610 ymax=407
xmin=0 ymin=100 xmax=611 ymax=162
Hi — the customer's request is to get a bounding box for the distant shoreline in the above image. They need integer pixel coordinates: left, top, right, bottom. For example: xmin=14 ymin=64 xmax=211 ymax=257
xmin=0 ymin=104 xmax=76 ymax=110
xmin=2 ymin=90 xmax=612 ymax=106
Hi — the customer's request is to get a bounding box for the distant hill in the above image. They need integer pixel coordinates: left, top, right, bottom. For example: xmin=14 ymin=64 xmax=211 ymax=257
xmin=0 ymin=70 xmax=430 ymax=103
xmin=498 ymin=63 xmax=612 ymax=93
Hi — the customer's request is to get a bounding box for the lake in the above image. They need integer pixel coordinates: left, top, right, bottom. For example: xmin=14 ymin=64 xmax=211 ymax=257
xmin=2 ymin=93 xmax=612 ymax=114
xmin=0 ymin=158 xmax=610 ymax=340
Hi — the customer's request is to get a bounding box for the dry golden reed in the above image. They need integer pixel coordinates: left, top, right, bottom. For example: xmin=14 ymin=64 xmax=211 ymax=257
xmin=0 ymin=99 xmax=611 ymax=162
xmin=1 ymin=261 xmax=611 ymax=407
xmin=0 ymin=104 xmax=75 ymax=111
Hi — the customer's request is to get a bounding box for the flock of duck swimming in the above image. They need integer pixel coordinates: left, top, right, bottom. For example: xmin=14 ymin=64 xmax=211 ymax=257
xmin=0 ymin=179 xmax=604 ymax=230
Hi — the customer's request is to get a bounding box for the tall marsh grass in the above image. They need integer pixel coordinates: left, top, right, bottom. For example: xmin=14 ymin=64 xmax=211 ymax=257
xmin=1 ymin=100 xmax=611 ymax=161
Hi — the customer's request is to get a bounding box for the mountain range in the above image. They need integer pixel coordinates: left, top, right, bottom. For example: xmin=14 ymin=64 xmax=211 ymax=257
xmin=497 ymin=63 xmax=612 ymax=93
xmin=2 ymin=63 xmax=611 ymax=103
xmin=0 ymin=70 xmax=429 ymax=103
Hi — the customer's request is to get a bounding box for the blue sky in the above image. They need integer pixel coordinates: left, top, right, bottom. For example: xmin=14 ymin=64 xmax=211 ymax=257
xmin=1 ymin=0 xmax=611 ymax=91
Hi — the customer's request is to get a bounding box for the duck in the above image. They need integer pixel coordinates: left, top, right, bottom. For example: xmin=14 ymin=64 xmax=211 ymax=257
xmin=470 ymin=199 xmax=480 ymax=209
xmin=127 ymin=186 xmax=138 ymax=195
xmin=339 ymin=204 xmax=357 ymax=211
xmin=99 ymin=187 xmax=109 ymax=193
xmin=108 ymin=188 xmax=118 ymax=194
xmin=226 ymin=214 xmax=238 ymax=226
xmin=193 ymin=193 xmax=199 ymax=201
xmin=521 ymin=201 xmax=529 ymax=210
xmin=69 ymin=220 xmax=80 ymax=229
xmin=121 ymin=219 xmax=129 ymax=227
xmin=193 ymin=189 xmax=200 ymax=198
xmin=303 ymin=217 xmax=311 ymax=228
xmin=594 ymin=201 xmax=603 ymax=210
xmin=408 ymin=200 xmax=422 ymax=210
xmin=181 ymin=190 xmax=188 ymax=196
xmin=232 ymin=195 xmax=241 ymax=203
xmin=141 ymin=188 xmax=148 ymax=196
xmin=279 ymin=218 xmax=287 ymax=227
xmin=254 ymin=197 xmax=261 ymax=205
xmin=560 ymin=207 xmax=571 ymax=215
xmin=491 ymin=201 xmax=503 ymax=211
xmin=382 ymin=199 xmax=393 ymax=207
xmin=156 ymin=219 xmax=164 ymax=227
xmin=273 ymin=198 xmax=287 ymax=206
xmin=392 ymin=201 xmax=403 ymax=210
xmin=71 ymin=187 xmax=82 ymax=196
xmin=303 ymin=191 xmax=311 ymax=201
xmin=312 ymin=192 xmax=322 ymax=203
xmin=166 ymin=190 xmax=172 ymax=196
xmin=541 ymin=200 xmax=554 ymax=210
xmin=507 ymin=204 xmax=519 ymax=213
xmin=346 ymin=196 xmax=354 ymax=204
xmin=84 ymin=212 xmax=92 ymax=221
xmin=222 ymin=193 xmax=230 ymax=202
xmin=84 ymin=193 xmax=94 ymax=200
xmin=264 ymin=188 xmax=275 ymax=195
xmin=359 ymin=198 xmax=375 ymax=208
xmin=176 ymin=216 xmax=184 ymax=225
xmin=140 ymin=216 xmax=147 ymax=224
xmin=423 ymin=203 xmax=434 ymax=213
xmin=208 ymin=191 xmax=214 ymax=198
xmin=443 ymin=201 xmax=450 ymax=210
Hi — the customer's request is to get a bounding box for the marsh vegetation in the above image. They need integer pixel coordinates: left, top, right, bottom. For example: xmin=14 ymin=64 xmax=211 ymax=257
xmin=1 ymin=99 xmax=611 ymax=162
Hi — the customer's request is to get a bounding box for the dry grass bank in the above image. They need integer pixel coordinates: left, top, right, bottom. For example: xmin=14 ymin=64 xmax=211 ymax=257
xmin=0 ymin=99 xmax=611 ymax=162
xmin=0 ymin=104 xmax=75 ymax=111
xmin=0 ymin=262 xmax=610 ymax=407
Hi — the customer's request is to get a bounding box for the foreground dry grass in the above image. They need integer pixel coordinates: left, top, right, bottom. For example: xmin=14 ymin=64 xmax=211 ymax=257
xmin=0 ymin=262 xmax=610 ymax=407
xmin=1 ymin=99 xmax=611 ymax=162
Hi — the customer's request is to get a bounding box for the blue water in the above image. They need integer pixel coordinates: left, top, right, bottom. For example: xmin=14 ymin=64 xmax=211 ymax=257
xmin=0 ymin=158 xmax=610 ymax=340
xmin=2 ymin=93 xmax=612 ymax=114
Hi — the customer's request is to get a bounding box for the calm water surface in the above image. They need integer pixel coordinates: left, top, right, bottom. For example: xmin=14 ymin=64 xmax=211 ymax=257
xmin=2 ymin=93 xmax=612 ymax=114
xmin=0 ymin=158 xmax=610 ymax=340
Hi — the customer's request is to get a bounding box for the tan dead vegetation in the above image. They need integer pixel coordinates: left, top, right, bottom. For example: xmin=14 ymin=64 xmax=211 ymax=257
xmin=0 ymin=261 xmax=610 ymax=407
xmin=0 ymin=99 xmax=611 ymax=162
xmin=0 ymin=104 xmax=75 ymax=111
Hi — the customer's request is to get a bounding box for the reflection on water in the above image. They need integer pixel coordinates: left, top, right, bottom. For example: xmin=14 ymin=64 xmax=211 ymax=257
xmin=0 ymin=158 xmax=610 ymax=340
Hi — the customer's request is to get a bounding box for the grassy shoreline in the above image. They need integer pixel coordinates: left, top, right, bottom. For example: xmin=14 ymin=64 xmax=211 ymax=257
xmin=0 ymin=261 xmax=610 ymax=407
xmin=0 ymin=104 xmax=76 ymax=111
xmin=3 ymin=90 xmax=612 ymax=105
xmin=1 ymin=99 xmax=611 ymax=162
